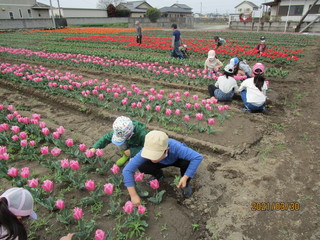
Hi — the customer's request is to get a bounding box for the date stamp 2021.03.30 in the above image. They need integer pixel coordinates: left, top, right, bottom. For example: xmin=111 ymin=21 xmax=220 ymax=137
xmin=251 ymin=202 xmax=301 ymax=211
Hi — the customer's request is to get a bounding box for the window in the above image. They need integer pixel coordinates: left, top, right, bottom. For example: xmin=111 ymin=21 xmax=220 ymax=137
xmin=27 ymin=9 xmax=32 ymax=18
xmin=246 ymin=8 xmax=251 ymax=12
xmin=309 ymin=4 xmax=320 ymax=14
xmin=9 ymin=12 xmax=14 ymax=19
xmin=279 ymin=5 xmax=304 ymax=16
xmin=238 ymin=8 xmax=242 ymax=12
xmin=19 ymin=9 xmax=22 ymax=18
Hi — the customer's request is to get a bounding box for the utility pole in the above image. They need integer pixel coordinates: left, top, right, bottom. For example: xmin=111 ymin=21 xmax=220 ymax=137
xmin=200 ymin=2 xmax=202 ymax=15
xmin=49 ymin=0 xmax=56 ymax=28
xmin=284 ymin=0 xmax=292 ymax=32
xmin=57 ymin=0 xmax=62 ymax=18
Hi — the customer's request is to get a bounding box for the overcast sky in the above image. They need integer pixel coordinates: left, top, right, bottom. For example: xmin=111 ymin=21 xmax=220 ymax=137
xmin=39 ymin=0 xmax=267 ymax=14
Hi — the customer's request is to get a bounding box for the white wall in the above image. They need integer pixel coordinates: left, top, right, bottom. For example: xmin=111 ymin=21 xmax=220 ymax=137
xmin=278 ymin=0 xmax=319 ymax=21
xmin=59 ymin=8 xmax=108 ymax=18
xmin=235 ymin=2 xmax=256 ymax=14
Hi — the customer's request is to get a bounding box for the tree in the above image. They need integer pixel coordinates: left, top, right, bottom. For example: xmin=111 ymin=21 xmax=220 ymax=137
xmin=96 ymin=0 xmax=123 ymax=9
xmin=107 ymin=4 xmax=116 ymax=17
xmin=146 ymin=8 xmax=161 ymax=23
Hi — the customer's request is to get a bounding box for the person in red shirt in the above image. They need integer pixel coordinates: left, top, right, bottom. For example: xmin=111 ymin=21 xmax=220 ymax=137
xmin=255 ymin=36 xmax=267 ymax=54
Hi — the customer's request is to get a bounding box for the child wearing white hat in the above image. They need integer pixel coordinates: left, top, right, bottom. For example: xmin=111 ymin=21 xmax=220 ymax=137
xmin=0 ymin=188 xmax=73 ymax=240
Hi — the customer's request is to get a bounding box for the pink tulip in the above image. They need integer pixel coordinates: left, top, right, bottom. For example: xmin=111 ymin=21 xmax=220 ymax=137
xmin=56 ymin=126 xmax=65 ymax=134
xmin=42 ymin=180 xmax=53 ymax=192
xmin=55 ymin=200 xmax=65 ymax=210
xmin=7 ymin=114 xmax=14 ymax=120
xmin=95 ymin=230 xmax=106 ymax=240
xmin=194 ymin=103 xmax=200 ymax=109
xmin=134 ymin=172 xmax=144 ymax=182
xmin=149 ymin=179 xmax=159 ymax=189
xmin=51 ymin=147 xmax=61 ymax=156
xmin=11 ymin=126 xmax=20 ymax=133
xmin=11 ymin=135 xmax=19 ymax=141
xmin=78 ymin=144 xmax=86 ymax=151
xmin=73 ymin=207 xmax=83 ymax=220
xmin=224 ymin=105 xmax=229 ymax=110
xmin=52 ymin=132 xmax=60 ymax=139
xmin=131 ymin=102 xmax=137 ymax=108
xmin=167 ymin=100 xmax=173 ymax=105
xmin=19 ymin=132 xmax=27 ymax=139
xmin=39 ymin=122 xmax=46 ymax=128
xmin=184 ymin=91 xmax=190 ymax=97
xmin=41 ymin=146 xmax=49 ymax=155
xmin=196 ymin=113 xmax=203 ymax=120
xmin=60 ymin=159 xmax=69 ymax=168
xmin=168 ymin=93 xmax=174 ymax=98
xmin=85 ymin=180 xmax=96 ymax=191
xmin=0 ymin=123 xmax=9 ymax=131
xmin=7 ymin=167 xmax=19 ymax=177
xmin=184 ymin=115 xmax=190 ymax=122
xmin=29 ymin=140 xmax=35 ymax=146
xmin=193 ymin=95 xmax=199 ymax=100
xmin=110 ymin=164 xmax=120 ymax=174
xmin=0 ymin=104 xmax=3 ymax=110
xmin=65 ymin=139 xmax=74 ymax=147
xmin=7 ymin=105 xmax=14 ymax=111
xmin=69 ymin=160 xmax=80 ymax=170
xmin=0 ymin=146 xmax=7 ymax=155
xmin=95 ymin=149 xmax=103 ymax=156
xmin=32 ymin=114 xmax=41 ymax=120
xmin=20 ymin=140 xmax=28 ymax=147
xmin=0 ymin=153 xmax=9 ymax=161
xmin=123 ymin=201 xmax=134 ymax=213
xmin=85 ymin=149 xmax=94 ymax=158
xmin=41 ymin=127 xmax=50 ymax=135
xmin=103 ymin=183 xmax=114 ymax=195
xmin=20 ymin=167 xmax=30 ymax=178
xmin=185 ymin=103 xmax=191 ymax=109
xmin=146 ymin=104 xmax=151 ymax=110
xmin=208 ymin=118 xmax=215 ymax=125
xmin=165 ymin=109 xmax=172 ymax=115
xmin=218 ymin=105 xmax=224 ymax=111
xmin=155 ymin=106 xmax=161 ymax=111
xmin=28 ymin=178 xmax=38 ymax=188
xmin=138 ymin=205 xmax=146 ymax=214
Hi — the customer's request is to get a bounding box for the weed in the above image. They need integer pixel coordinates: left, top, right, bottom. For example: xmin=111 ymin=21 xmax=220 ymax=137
xmin=275 ymin=144 xmax=286 ymax=150
xmin=79 ymin=107 xmax=89 ymax=113
xmin=160 ymin=224 xmax=168 ymax=232
xmin=192 ymin=223 xmax=200 ymax=231
xmin=301 ymin=195 xmax=313 ymax=200
xmin=271 ymin=123 xmax=285 ymax=130
xmin=90 ymin=200 xmax=104 ymax=215
xmin=301 ymin=134 xmax=308 ymax=141
xmin=16 ymin=104 xmax=31 ymax=111
xmin=154 ymin=211 xmax=162 ymax=220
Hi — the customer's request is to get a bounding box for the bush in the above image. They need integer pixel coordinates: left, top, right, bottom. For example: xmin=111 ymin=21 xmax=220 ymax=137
xmin=146 ymin=8 xmax=161 ymax=23
xmin=116 ymin=8 xmax=131 ymax=17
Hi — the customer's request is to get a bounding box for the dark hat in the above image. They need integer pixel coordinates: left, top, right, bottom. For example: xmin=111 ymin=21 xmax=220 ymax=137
xmin=260 ymin=36 xmax=266 ymax=40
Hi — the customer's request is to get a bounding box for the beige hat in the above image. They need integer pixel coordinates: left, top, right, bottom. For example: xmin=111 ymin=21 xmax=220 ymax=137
xmin=141 ymin=130 xmax=168 ymax=160
xmin=208 ymin=50 xmax=216 ymax=59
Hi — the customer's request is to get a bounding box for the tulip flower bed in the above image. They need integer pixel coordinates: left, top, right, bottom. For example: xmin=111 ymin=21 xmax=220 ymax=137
xmin=0 ymin=62 xmax=232 ymax=135
xmin=0 ymin=104 xmax=183 ymax=239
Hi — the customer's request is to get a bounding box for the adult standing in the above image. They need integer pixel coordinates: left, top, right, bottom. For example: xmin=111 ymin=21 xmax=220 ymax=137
xmin=135 ymin=21 xmax=142 ymax=44
xmin=170 ymin=24 xmax=184 ymax=59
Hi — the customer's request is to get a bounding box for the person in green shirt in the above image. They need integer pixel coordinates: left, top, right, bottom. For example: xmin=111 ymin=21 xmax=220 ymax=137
xmin=90 ymin=116 xmax=148 ymax=166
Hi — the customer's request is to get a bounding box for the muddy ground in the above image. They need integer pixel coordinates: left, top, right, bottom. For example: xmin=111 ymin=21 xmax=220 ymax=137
xmin=0 ymin=41 xmax=319 ymax=240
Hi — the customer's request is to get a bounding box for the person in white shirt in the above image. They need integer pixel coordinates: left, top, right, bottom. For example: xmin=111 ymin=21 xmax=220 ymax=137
xmin=204 ymin=50 xmax=223 ymax=77
xmin=208 ymin=64 xmax=239 ymax=101
xmin=238 ymin=63 xmax=267 ymax=112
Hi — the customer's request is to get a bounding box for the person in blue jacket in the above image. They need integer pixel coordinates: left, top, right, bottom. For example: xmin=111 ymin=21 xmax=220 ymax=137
xmin=122 ymin=130 xmax=203 ymax=205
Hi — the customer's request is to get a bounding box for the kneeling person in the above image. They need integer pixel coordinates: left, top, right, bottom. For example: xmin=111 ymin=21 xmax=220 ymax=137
xmin=123 ymin=130 xmax=203 ymax=206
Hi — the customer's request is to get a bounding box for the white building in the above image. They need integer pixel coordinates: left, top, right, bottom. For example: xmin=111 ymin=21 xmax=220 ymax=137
xmin=263 ymin=0 xmax=320 ymax=21
xmin=235 ymin=1 xmax=259 ymax=14
xmin=53 ymin=8 xmax=108 ymax=18
xmin=0 ymin=0 xmax=50 ymax=19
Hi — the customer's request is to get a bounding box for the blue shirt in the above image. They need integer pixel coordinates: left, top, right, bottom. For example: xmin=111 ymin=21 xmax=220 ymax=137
xmin=122 ymin=139 xmax=203 ymax=187
xmin=172 ymin=30 xmax=181 ymax=42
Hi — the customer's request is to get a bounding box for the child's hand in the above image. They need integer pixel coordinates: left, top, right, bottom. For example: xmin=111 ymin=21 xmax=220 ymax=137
xmin=177 ymin=175 xmax=189 ymax=189
xmin=131 ymin=194 xmax=141 ymax=206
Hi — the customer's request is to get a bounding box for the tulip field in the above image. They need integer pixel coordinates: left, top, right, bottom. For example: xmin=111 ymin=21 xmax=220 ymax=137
xmin=0 ymin=27 xmax=319 ymax=240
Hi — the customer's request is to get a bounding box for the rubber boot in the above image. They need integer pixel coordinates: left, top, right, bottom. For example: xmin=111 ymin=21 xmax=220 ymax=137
xmin=116 ymin=154 xmax=129 ymax=167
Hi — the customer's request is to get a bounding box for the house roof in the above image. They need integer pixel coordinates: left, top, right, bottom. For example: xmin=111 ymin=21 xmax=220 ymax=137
xmin=118 ymin=1 xmax=153 ymax=12
xmin=235 ymin=1 xmax=259 ymax=8
xmin=171 ymin=3 xmax=192 ymax=10
xmin=160 ymin=7 xmax=192 ymax=13
xmin=32 ymin=1 xmax=51 ymax=9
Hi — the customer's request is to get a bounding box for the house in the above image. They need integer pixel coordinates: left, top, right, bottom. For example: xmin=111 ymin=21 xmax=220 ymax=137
xmin=263 ymin=0 xmax=320 ymax=22
xmin=0 ymin=0 xmax=50 ymax=19
xmin=235 ymin=1 xmax=259 ymax=14
xmin=117 ymin=1 xmax=153 ymax=18
xmin=160 ymin=3 xmax=193 ymax=18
